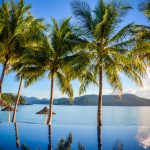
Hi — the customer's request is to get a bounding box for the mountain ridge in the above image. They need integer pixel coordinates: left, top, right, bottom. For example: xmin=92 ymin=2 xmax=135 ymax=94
xmin=24 ymin=94 xmax=150 ymax=106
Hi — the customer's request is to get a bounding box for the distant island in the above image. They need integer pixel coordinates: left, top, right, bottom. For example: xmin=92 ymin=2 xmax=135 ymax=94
xmin=24 ymin=94 xmax=150 ymax=106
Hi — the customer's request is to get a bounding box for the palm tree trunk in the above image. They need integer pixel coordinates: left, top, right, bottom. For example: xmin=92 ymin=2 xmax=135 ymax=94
xmin=47 ymin=73 xmax=54 ymax=125
xmin=97 ymin=67 xmax=103 ymax=126
xmin=12 ymin=77 xmax=23 ymax=122
xmin=0 ymin=58 xmax=8 ymax=100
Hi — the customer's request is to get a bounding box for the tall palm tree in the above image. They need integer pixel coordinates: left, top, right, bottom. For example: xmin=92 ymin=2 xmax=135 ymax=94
xmin=0 ymin=0 xmax=44 ymax=105
xmin=71 ymin=0 xmax=147 ymax=126
xmin=30 ymin=17 xmax=80 ymax=125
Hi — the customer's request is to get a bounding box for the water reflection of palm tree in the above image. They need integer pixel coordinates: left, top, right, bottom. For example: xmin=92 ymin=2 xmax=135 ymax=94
xmin=56 ymin=133 xmax=72 ymax=150
xmin=14 ymin=123 xmax=21 ymax=149
xmin=97 ymin=125 xmax=102 ymax=150
xmin=1 ymin=107 xmax=14 ymax=123
xmin=112 ymin=140 xmax=123 ymax=150
xmin=56 ymin=133 xmax=85 ymax=150
xmin=48 ymin=125 xmax=52 ymax=150
xmin=14 ymin=123 xmax=30 ymax=150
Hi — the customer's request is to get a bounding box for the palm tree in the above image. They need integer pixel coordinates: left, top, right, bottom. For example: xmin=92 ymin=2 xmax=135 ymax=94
xmin=11 ymin=43 xmax=46 ymax=123
xmin=30 ymin=17 xmax=80 ymax=125
xmin=11 ymin=65 xmax=44 ymax=123
xmin=0 ymin=0 xmax=44 ymax=105
xmin=71 ymin=0 xmax=147 ymax=126
xmin=12 ymin=66 xmax=45 ymax=122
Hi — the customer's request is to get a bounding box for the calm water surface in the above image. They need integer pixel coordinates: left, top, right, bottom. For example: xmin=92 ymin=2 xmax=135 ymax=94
xmin=0 ymin=105 xmax=150 ymax=150
xmin=0 ymin=105 xmax=150 ymax=126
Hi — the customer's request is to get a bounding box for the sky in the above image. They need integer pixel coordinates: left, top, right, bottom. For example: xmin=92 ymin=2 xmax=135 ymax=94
xmin=0 ymin=0 xmax=150 ymax=99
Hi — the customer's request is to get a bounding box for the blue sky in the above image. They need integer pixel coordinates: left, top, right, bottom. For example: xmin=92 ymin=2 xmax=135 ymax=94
xmin=0 ymin=0 xmax=150 ymax=99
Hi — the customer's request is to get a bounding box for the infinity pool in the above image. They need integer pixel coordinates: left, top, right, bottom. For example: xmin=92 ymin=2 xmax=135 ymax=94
xmin=0 ymin=123 xmax=149 ymax=150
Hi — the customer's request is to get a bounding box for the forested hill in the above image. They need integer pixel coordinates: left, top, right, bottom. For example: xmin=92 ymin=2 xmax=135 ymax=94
xmin=24 ymin=94 xmax=150 ymax=106
xmin=2 ymin=93 xmax=26 ymax=105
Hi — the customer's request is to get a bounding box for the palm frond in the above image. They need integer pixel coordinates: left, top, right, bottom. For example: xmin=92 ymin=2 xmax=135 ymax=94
xmin=56 ymin=72 xmax=74 ymax=101
xmin=138 ymin=0 xmax=150 ymax=19
xmin=71 ymin=0 xmax=94 ymax=37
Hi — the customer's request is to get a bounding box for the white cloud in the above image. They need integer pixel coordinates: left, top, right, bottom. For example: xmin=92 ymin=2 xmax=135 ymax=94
xmin=136 ymin=127 xmax=150 ymax=149
xmin=125 ymin=68 xmax=150 ymax=99
xmin=135 ymin=68 xmax=150 ymax=99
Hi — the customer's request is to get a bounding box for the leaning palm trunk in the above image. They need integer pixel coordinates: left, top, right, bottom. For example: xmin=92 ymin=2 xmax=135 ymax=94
xmin=0 ymin=59 xmax=8 ymax=100
xmin=97 ymin=67 xmax=103 ymax=127
xmin=12 ymin=77 xmax=23 ymax=122
xmin=47 ymin=73 xmax=54 ymax=125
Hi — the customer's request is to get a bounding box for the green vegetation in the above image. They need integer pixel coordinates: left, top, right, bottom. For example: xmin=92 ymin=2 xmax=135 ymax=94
xmin=0 ymin=0 xmax=149 ymax=126
xmin=1 ymin=93 xmax=25 ymax=105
